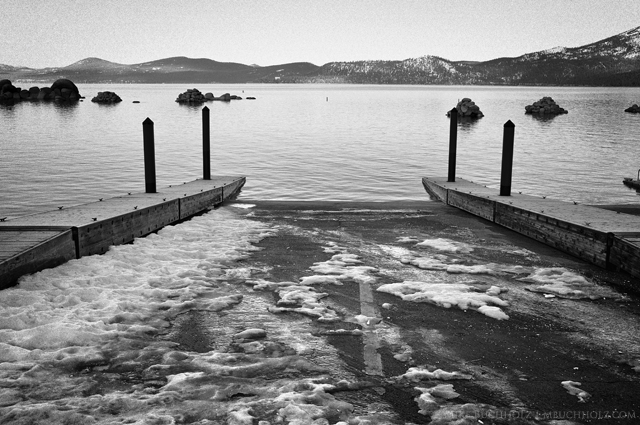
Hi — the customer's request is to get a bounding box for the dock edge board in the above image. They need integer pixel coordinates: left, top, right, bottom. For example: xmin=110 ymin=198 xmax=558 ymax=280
xmin=0 ymin=230 xmax=76 ymax=289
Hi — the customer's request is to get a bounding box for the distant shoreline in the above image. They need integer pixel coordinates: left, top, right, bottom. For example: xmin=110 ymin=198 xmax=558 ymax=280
xmin=9 ymin=80 xmax=636 ymax=88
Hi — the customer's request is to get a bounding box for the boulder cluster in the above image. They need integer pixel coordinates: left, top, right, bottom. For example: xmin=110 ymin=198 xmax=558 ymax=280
xmin=215 ymin=93 xmax=243 ymax=101
xmin=91 ymin=91 xmax=122 ymax=103
xmin=0 ymin=79 xmax=81 ymax=103
xmin=525 ymin=97 xmax=568 ymax=115
xmin=625 ymin=104 xmax=640 ymax=113
xmin=447 ymin=98 xmax=484 ymax=118
xmin=176 ymin=88 xmax=208 ymax=103
xmin=175 ymin=88 xmax=243 ymax=104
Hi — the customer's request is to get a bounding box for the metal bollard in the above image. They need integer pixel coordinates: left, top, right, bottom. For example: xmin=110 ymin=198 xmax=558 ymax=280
xmin=500 ymin=120 xmax=516 ymax=196
xmin=142 ymin=117 xmax=156 ymax=193
xmin=447 ymin=108 xmax=458 ymax=182
xmin=203 ymin=106 xmax=211 ymax=180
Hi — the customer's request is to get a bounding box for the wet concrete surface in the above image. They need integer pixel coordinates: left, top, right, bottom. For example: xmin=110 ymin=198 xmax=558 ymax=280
xmin=182 ymin=200 xmax=640 ymax=423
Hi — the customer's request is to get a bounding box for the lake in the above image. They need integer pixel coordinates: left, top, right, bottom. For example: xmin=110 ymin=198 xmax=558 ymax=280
xmin=2 ymin=83 xmax=640 ymax=218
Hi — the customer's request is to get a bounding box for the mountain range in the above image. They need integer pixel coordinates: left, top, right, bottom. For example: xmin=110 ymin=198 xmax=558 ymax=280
xmin=3 ymin=26 xmax=640 ymax=86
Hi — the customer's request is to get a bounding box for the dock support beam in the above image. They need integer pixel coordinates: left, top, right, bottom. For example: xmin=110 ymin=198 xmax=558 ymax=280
xmin=143 ymin=117 xmax=157 ymax=193
xmin=447 ymin=108 xmax=458 ymax=182
xmin=500 ymin=120 xmax=516 ymax=196
xmin=203 ymin=106 xmax=211 ymax=180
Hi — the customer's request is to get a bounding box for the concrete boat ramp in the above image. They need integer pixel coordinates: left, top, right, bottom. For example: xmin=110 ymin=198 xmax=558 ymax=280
xmin=423 ymin=177 xmax=640 ymax=281
xmin=0 ymin=177 xmax=245 ymax=289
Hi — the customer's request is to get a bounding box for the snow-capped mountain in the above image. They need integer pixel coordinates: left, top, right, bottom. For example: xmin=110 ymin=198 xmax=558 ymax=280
xmin=316 ymin=25 xmax=640 ymax=86
xmin=2 ymin=25 xmax=640 ymax=85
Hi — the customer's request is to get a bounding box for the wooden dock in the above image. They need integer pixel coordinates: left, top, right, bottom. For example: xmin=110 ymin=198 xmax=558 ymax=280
xmin=0 ymin=176 xmax=245 ymax=289
xmin=423 ymin=177 xmax=640 ymax=280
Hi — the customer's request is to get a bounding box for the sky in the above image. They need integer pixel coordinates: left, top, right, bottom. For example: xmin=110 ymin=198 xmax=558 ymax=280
xmin=2 ymin=0 xmax=640 ymax=68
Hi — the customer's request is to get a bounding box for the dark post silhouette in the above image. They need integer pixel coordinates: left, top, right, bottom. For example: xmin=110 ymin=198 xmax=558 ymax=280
xmin=202 ymin=106 xmax=211 ymax=180
xmin=500 ymin=120 xmax=516 ymax=196
xmin=447 ymin=108 xmax=458 ymax=182
xmin=142 ymin=118 xmax=156 ymax=193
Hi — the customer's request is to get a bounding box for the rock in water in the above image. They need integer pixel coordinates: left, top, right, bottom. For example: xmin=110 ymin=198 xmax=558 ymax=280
xmin=447 ymin=98 xmax=484 ymax=118
xmin=51 ymin=79 xmax=81 ymax=100
xmin=91 ymin=91 xmax=123 ymax=103
xmin=176 ymin=88 xmax=207 ymax=103
xmin=625 ymin=104 xmax=640 ymax=113
xmin=524 ymin=97 xmax=568 ymax=115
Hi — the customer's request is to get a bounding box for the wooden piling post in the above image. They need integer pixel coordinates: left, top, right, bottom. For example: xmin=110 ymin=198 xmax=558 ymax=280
xmin=203 ymin=106 xmax=211 ymax=180
xmin=500 ymin=120 xmax=516 ymax=196
xmin=447 ymin=108 xmax=458 ymax=182
xmin=142 ymin=118 xmax=156 ymax=193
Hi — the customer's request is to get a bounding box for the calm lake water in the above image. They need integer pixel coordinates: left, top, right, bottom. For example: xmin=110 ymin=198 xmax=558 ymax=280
xmin=3 ymin=83 xmax=640 ymax=218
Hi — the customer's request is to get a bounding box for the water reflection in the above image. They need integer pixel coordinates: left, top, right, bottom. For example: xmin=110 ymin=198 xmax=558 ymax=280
xmin=0 ymin=102 xmax=18 ymax=132
xmin=95 ymin=102 xmax=120 ymax=108
xmin=52 ymin=100 xmax=80 ymax=118
xmin=53 ymin=100 xmax=80 ymax=110
xmin=0 ymin=99 xmax=16 ymax=108
xmin=620 ymin=183 xmax=640 ymax=197
xmin=179 ymin=103 xmax=210 ymax=113
xmin=527 ymin=113 xmax=560 ymax=124
xmin=456 ymin=116 xmax=480 ymax=132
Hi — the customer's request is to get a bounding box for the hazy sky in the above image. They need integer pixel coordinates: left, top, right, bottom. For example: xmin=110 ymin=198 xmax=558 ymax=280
xmin=2 ymin=0 xmax=639 ymax=68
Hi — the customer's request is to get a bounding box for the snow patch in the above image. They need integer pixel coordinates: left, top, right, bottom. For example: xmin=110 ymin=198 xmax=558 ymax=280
xmin=415 ymin=384 xmax=460 ymax=415
xmin=406 ymin=255 xmax=528 ymax=276
xmin=543 ymin=46 xmax=567 ymax=54
xmin=396 ymin=366 xmax=472 ymax=382
xmin=322 ymin=242 xmax=347 ymax=253
xmin=377 ymin=280 xmax=509 ymax=320
xmin=519 ymin=267 xmax=602 ymax=299
xmin=267 ymin=287 xmax=340 ymax=322
xmin=396 ymin=236 xmax=419 ymax=243
xmin=416 ymin=238 xmax=473 ymax=253
xmin=249 ymin=251 xmax=377 ymax=322
xmin=350 ymin=314 xmax=383 ymax=329
xmin=561 ymin=380 xmax=591 ymax=402
xmin=299 ymin=275 xmax=343 ymax=286
xmin=310 ymin=254 xmax=377 ymax=284
xmin=229 ymin=203 xmax=255 ymax=209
